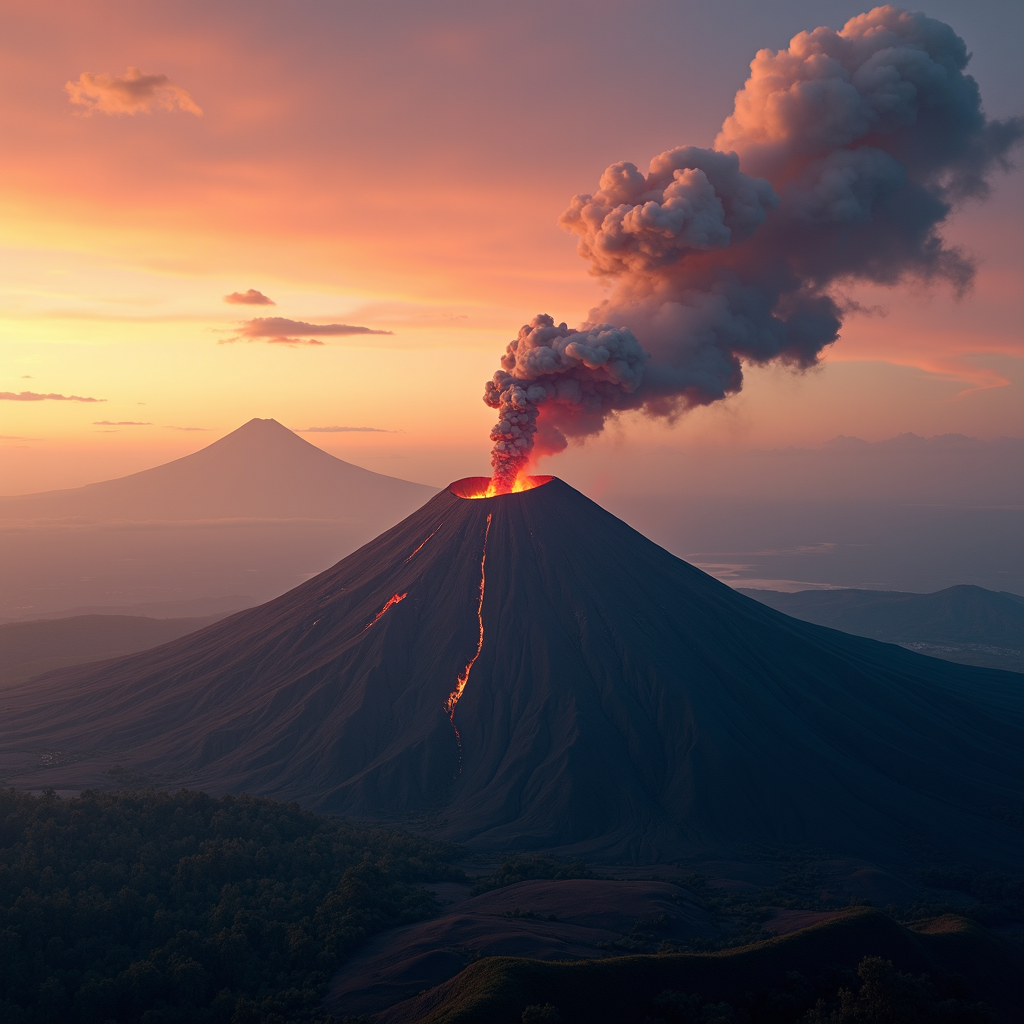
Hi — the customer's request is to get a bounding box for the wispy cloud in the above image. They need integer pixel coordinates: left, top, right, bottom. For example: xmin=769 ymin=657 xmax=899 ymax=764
xmin=299 ymin=425 xmax=394 ymax=433
xmin=0 ymin=391 xmax=104 ymax=402
xmin=93 ymin=420 xmax=152 ymax=426
xmin=223 ymin=317 xmax=394 ymax=346
xmin=224 ymin=289 xmax=275 ymax=306
xmin=163 ymin=425 xmax=210 ymax=431
xmin=66 ymin=67 xmax=203 ymax=117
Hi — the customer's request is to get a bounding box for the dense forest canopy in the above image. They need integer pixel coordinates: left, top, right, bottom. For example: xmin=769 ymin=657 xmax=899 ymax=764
xmin=0 ymin=788 xmax=464 ymax=1024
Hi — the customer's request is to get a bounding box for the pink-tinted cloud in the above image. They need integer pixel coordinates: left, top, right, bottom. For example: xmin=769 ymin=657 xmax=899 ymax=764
xmin=224 ymin=317 xmax=394 ymax=346
xmin=299 ymin=425 xmax=393 ymax=433
xmin=0 ymin=391 xmax=104 ymax=402
xmin=93 ymin=420 xmax=151 ymax=425
xmin=65 ymin=67 xmax=202 ymax=117
xmin=224 ymin=289 xmax=275 ymax=305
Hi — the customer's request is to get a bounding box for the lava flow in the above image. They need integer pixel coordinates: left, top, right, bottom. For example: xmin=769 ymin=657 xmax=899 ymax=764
xmin=445 ymin=513 xmax=492 ymax=723
xmin=449 ymin=474 xmax=553 ymax=499
xmin=361 ymin=592 xmax=407 ymax=632
xmin=405 ymin=523 xmax=443 ymax=562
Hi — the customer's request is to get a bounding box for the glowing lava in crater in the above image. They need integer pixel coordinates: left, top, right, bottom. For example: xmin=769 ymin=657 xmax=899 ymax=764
xmin=449 ymin=475 xmax=553 ymax=499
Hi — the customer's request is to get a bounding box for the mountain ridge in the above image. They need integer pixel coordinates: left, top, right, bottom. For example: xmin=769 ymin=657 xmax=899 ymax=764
xmin=739 ymin=585 xmax=1024 ymax=672
xmin=0 ymin=417 xmax=436 ymax=521
xmin=0 ymin=418 xmax=438 ymax=619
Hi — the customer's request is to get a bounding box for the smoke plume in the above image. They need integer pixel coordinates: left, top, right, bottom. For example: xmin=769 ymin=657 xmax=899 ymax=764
xmin=484 ymin=6 xmax=1022 ymax=486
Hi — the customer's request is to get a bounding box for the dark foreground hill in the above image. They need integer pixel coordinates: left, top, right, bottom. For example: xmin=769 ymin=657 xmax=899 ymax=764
xmin=379 ymin=909 xmax=1019 ymax=1024
xmin=1 ymin=477 xmax=1020 ymax=866
xmin=739 ymin=585 xmax=1024 ymax=673
xmin=0 ymin=418 xmax=436 ymax=619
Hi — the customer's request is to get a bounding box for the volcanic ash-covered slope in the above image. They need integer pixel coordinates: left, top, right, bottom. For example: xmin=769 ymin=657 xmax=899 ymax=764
xmin=1 ymin=478 xmax=1019 ymax=864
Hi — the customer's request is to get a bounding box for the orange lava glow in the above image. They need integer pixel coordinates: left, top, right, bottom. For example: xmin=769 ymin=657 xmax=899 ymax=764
xmin=405 ymin=523 xmax=443 ymax=562
xmin=449 ymin=475 xmax=554 ymax=499
xmin=363 ymin=591 xmax=407 ymax=630
xmin=445 ymin=513 xmax=492 ymax=718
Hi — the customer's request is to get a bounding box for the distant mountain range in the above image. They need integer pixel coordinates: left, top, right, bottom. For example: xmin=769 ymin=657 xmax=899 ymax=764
xmin=738 ymin=585 xmax=1024 ymax=673
xmin=758 ymin=433 xmax=1024 ymax=455
xmin=0 ymin=418 xmax=436 ymax=619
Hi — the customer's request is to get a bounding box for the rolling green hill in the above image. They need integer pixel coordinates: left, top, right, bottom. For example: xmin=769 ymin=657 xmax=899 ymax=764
xmin=384 ymin=909 xmax=1018 ymax=1024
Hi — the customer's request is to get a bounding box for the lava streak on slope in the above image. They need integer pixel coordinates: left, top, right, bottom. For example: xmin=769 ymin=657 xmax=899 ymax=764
xmin=446 ymin=513 xmax=492 ymax=725
xmin=405 ymin=523 xmax=443 ymax=562
xmin=361 ymin=592 xmax=407 ymax=632
xmin=449 ymin=475 xmax=553 ymax=499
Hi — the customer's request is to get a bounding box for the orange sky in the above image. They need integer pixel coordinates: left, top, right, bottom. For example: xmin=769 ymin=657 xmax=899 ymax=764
xmin=1 ymin=0 xmax=1021 ymax=494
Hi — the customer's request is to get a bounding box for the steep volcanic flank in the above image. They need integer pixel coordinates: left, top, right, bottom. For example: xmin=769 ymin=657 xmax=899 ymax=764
xmin=1 ymin=479 xmax=1019 ymax=864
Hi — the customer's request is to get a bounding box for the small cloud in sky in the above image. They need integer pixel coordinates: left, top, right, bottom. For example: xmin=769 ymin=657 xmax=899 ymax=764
xmin=21 ymin=375 xmax=33 ymax=378
xmin=0 ymin=391 xmax=104 ymax=402
xmin=66 ymin=67 xmax=203 ymax=117
xmin=299 ymin=425 xmax=394 ymax=433
xmin=224 ymin=289 xmax=275 ymax=306
xmin=222 ymin=317 xmax=394 ymax=346
xmin=163 ymin=425 xmax=210 ymax=431
xmin=93 ymin=420 xmax=152 ymax=426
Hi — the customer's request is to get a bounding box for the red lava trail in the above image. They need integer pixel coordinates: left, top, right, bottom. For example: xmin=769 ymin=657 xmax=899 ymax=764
xmin=405 ymin=522 xmax=443 ymax=562
xmin=446 ymin=513 xmax=492 ymax=724
xmin=361 ymin=592 xmax=407 ymax=632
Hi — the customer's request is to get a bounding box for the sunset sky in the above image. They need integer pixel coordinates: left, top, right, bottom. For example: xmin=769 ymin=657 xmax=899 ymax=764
xmin=1 ymin=0 xmax=1021 ymax=494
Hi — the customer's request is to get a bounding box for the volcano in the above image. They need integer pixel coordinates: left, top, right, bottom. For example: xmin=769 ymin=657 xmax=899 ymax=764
xmin=1 ymin=478 xmax=1019 ymax=865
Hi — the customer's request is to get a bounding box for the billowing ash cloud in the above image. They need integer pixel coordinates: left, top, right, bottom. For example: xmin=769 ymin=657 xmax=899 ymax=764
xmin=485 ymin=315 xmax=647 ymax=489
xmin=484 ymin=6 xmax=1022 ymax=485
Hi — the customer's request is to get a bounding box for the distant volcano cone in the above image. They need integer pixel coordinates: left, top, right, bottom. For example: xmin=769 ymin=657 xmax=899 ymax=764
xmin=2 ymin=478 xmax=1019 ymax=865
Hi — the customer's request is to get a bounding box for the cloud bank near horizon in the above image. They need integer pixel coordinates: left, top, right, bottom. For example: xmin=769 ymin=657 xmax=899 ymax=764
xmin=224 ymin=317 xmax=394 ymax=346
xmin=1 ymin=391 xmax=105 ymax=403
xmin=298 ymin=425 xmax=393 ymax=433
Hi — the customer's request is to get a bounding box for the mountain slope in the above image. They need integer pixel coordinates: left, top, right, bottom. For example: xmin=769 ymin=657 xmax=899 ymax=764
xmin=1 ymin=478 xmax=1019 ymax=865
xmin=738 ymin=586 xmax=1024 ymax=672
xmin=0 ymin=417 xmax=436 ymax=522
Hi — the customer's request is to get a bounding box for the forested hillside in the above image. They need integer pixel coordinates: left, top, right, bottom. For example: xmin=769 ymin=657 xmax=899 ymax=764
xmin=0 ymin=789 xmax=463 ymax=1024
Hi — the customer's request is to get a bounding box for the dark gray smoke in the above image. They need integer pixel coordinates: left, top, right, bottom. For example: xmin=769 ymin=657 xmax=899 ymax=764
xmin=484 ymin=6 xmax=1021 ymax=482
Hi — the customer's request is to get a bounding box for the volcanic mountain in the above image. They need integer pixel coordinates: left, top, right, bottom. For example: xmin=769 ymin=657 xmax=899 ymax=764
xmin=1 ymin=478 xmax=1019 ymax=865
xmin=0 ymin=417 xmax=434 ymax=523
xmin=0 ymin=418 xmax=436 ymax=619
